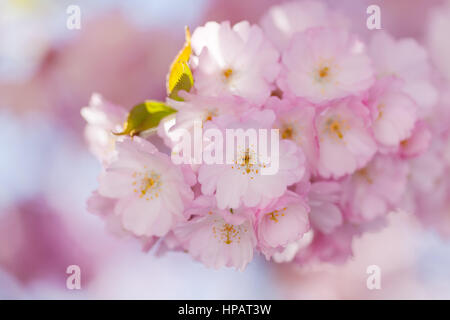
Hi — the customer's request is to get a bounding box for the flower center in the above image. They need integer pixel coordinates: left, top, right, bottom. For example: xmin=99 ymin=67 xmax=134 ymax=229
xmin=400 ymin=139 xmax=409 ymax=147
xmin=376 ymin=103 xmax=385 ymax=120
xmin=204 ymin=109 xmax=217 ymax=122
xmin=231 ymin=148 xmax=262 ymax=178
xmin=281 ymin=126 xmax=294 ymax=140
xmin=330 ymin=121 xmax=343 ymax=139
xmin=212 ymin=219 xmax=247 ymax=245
xmin=356 ymin=167 xmax=373 ymax=184
xmin=132 ymin=170 xmax=162 ymax=201
xmin=324 ymin=117 xmax=349 ymax=141
xmin=266 ymin=207 xmax=287 ymax=223
xmin=319 ymin=66 xmax=330 ymax=79
xmin=223 ymin=68 xmax=233 ymax=80
xmin=314 ymin=59 xmax=337 ymax=84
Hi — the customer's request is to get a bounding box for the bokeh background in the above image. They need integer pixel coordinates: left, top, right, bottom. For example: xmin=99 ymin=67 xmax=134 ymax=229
xmin=1 ymin=0 xmax=450 ymax=299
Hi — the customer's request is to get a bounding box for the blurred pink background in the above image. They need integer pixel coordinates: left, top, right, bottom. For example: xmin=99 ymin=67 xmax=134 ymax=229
xmin=1 ymin=0 xmax=450 ymax=299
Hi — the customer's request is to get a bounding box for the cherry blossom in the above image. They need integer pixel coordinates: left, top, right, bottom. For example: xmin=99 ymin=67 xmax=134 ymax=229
xmin=197 ymin=109 xmax=306 ymax=209
xmin=256 ymin=191 xmax=310 ymax=259
xmin=315 ymin=98 xmax=377 ymax=178
xmin=191 ymin=21 xmax=279 ymax=105
xmin=367 ymin=77 xmax=417 ymax=151
xmin=260 ymin=0 xmax=348 ymax=51
xmin=80 ymin=93 xmax=128 ymax=165
xmin=80 ymin=1 xmax=447 ymax=271
xmin=341 ymin=155 xmax=409 ymax=223
xmin=174 ymin=196 xmax=256 ymax=270
xmin=97 ymin=137 xmax=194 ymax=237
xmin=278 ymin=27 xmax=374 ymax=104
xmin=368 ymin=31 xmax=438 ymax=116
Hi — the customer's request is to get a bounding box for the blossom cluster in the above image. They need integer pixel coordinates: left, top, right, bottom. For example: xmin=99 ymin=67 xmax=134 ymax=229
xmin=82 ymin=1 xmax=445 ymax=270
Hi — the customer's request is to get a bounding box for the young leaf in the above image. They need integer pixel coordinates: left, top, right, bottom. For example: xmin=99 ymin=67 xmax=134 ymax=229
xmin=168 ymin=61 xmax=194 ymax=101
xmin=167 ymin=26 xmax=194 ymax=101
xmin=114 ymin=101 xmax=177 ymax=137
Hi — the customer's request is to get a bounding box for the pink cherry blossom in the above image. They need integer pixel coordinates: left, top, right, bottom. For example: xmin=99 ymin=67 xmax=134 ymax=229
xmin=97 ymin=136 xmax=194 ymax=237
xmin=341 ymin=155 xmax=409 ymax=223
xmin=427 ymin=1 xmax=450 ymax=81
xmin=316 ymin=99 xmax=377 ymax=179
xmin=80 ymin=93 xmax=128 ymax=165
xmin=170 ymin=93 xmax=250 ymax=129
xmin=278 ymin=27 xmax=374 ymax=104
xmin=260 ymin=0 xmax=349 ymax=51
xmin=191 ymin=21 xmax=280 ymax=106
xmin=294 ymin=224 xmax=357 ymax=265
xmin=306 ymin=181 xmax=343 ymax=234
xmin=75 ymin=1 xmax=450 ymax=273
xmin=161 ymin=93 xmax=251 ymax=148
xmin=256 ymin=191 xmax=310 ymax=259
xmin=408 ymin=140 xmax=448 ymax=207
xmin=367 ymin=77 xmax=418 ymax=152
xmin=198 ymin=109 xmax=306 ymax=209
xmin=174 ymin=196 xmax=256 ymax=270
xmin=407 ymin=120 xmax=450 ymax=237
xmin=265 ymin=96 xmax=319 ymax=172
xmin=399 ymin=120 xmax=431 ymax=158
xmin=87 ymin=191 xmax=160 ymax=252
xmin=0 ymin=198 xmax=95 ymax=285
xmin=87 ymin=191 xmax=124 ymax=236
xmin=368 ymin=31 xmax=438 ymax=116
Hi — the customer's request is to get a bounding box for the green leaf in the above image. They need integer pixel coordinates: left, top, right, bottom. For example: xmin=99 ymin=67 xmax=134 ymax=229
xmin=168 ymin=62 xmax=194 ymax=101
xmin=166 ymin=27 xmax=194 ymax=101
xmin=114 ymin=100 xmax=177 ymax=137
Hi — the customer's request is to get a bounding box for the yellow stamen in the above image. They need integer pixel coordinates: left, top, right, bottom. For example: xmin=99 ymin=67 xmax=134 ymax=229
xmin=357 ymin=168 xmax=373 ymax=184
xmin=212 ymin=221 xmax=242 ymax=245
xmin=223 ymin=68 xmax=233 ymax=79
xmin=324 ymin=117 xmax=349 ymax=141
xmin=267 ymin=207 xmax=287 ymax=223
xmin=132 ymin=170 xmax=161 ymax=200
xmin=282 ymin=126 xmax=293 ymax=140
xmin=330 ymin=121 xmax=343 ymax=139
xmin=319 ymin=66 xmax=329 ymax=78
xmin=376 ymin=103 xmax=385 ymax=120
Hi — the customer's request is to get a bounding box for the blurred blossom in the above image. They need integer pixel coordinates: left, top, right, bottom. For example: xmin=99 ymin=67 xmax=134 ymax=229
xmin=323 ymin=0 xmax=444 ymax=39
xmin=427 ymin=0 xmax=450 ymax=81
xmin=0 ymin=0 xmax=55 ymax=80
xmin=80 ymin=93 xmax=128 ymax=165
xmin=260 ymin=1 xmax=349 ymax=51
xmin=0 ymin=10 xmax=179 ymax=133
xmin=201 ymin=0 xmax=282 ymax=25
xmin=203 ymin=0 xmax=444 ymax=40
xmin=0 ymin=197 xmax=95 ymax=286
xmin=274 ymin=211 xmax=450 ymax=299
xmin=406 ymin=89 xmax=450 ymax=238
xmin=368 ymin=32 xmax=438 ymax=117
